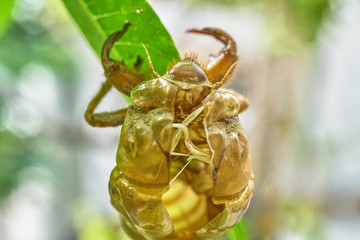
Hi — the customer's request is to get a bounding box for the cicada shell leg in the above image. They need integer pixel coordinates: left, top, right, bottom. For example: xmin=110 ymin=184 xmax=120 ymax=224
xmin=102 ymin=23 xmax=147 ymax=96
xmin=186 ymin=27 xmax=238 ymax=85
xmin=85 ymin=23 xmax=151 ymax=127
xmin=84 ymin=79 xmax=128 ymax=127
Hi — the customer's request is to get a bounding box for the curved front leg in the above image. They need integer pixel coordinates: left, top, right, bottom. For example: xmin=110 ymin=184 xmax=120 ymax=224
xmin=102 ymin=23 xmax=148 ymax=95
xmin=186 ymin=27 xmax=238 ymax=85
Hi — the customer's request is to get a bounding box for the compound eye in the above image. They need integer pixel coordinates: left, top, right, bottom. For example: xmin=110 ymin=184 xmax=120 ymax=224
xmin=168 ymin=60 xmax=207 ymax=84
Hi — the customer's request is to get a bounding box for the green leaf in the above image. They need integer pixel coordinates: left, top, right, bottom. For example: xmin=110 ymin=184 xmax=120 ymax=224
xmin=62 ymin=0 xmax=180 ymax=77
xmin=0 ymin=0 xmax=16 ymax=38
xmin=227 ymin=220 xmax=247 ymax=240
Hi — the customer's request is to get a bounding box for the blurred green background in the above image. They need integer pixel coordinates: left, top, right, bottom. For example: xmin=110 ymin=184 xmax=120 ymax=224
xmin=1 ymin=0 xmax=359 ymax=239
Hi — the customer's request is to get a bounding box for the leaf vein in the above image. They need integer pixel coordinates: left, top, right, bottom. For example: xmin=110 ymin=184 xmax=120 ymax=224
xmin=77 ymin=0 xmax=122 ymax=59
xmin=94 ymin=10 xmax=134 ymax=20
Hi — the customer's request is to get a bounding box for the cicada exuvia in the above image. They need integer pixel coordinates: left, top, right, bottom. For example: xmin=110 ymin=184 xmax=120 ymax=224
xmin=85 ymin=23 xmax=254 ymax=240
